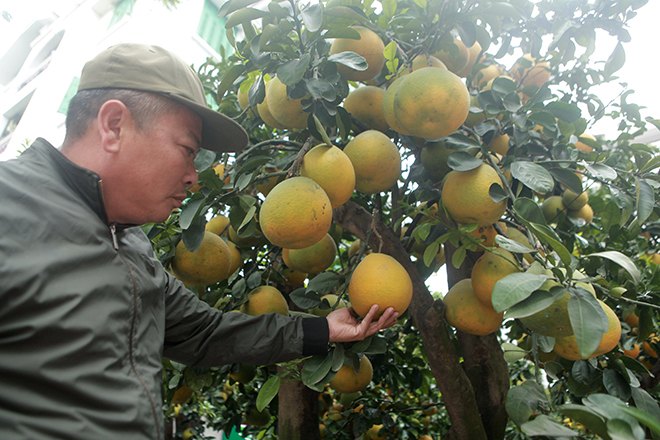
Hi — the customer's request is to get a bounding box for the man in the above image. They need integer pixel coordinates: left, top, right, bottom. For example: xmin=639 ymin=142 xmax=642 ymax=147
xmin=0 ymin=43 xmax=398 ymax=439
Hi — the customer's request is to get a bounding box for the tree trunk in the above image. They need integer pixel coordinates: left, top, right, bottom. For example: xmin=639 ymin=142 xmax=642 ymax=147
xmin=333 ymin=201 xmax=498 ymax=440
xmin=278 ymin=365 xmax=321 ymax=440
xmin=445 ymin=240 xmax=510 ymax=440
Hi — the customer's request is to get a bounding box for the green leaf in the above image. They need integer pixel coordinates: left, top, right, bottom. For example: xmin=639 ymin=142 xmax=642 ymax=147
xmin=495 ymin=235 xmax=534 ymax=255
xmin=528 ymin=111 xmax=558 ymax=129
xmin=505 ymin=289 xmax=563 ymax=319
xmin=312 ymin=114 xmax=333 ymax=147
xmin=290 ymin=289 xmax=321 ymax=310
xmin=521 ymin=415 xmax=579 ymax=437
xmin=324 ymin=6 xmax=369 ymax=23
xmin=604 ymin=42 xmax=626 ymax=78
xmin=513 ymin=198 xmax=546 ymax=225
xmin=557 ymin=404 xmax=611 ymax=440
xmin=548 ymin=168 xmax=583 ymax=194
xmin=568 ymin=289 xmax=609 ymax=359
xmin=510 ymin=162 xmax=555 ymax=194
xmin=489 ymin=182 xmax=508 ymax=203
xmin=180 ymin=197 xmax=206 ymax=230
xmin=423 ymin=240 xmax=440 ymax=268
xmin=603 ymin=369 xmax=631 ymax=402
xmin=545 ymin=102 xmax=581 ymax=123
xmin=332 ymin=343 xmax=345 ymax=371
xmin=527 ymin=222 xmax=572 ymax=266
xmin=256 ymin=375 xmax=280 ymax=412
xmin=218 ymin=0 xmax=262 ymax=18
xmin=277 ymin=54 xmax=311 ymax=86
xmin=491 ymin=273 xmax=550 ymax=312
xmin=451 ymin=245 xmax=466 ymax=268
xmin=506 ymin=381 xmax=548 ymax=426
xmin=301 ymin=3 xmax=323 ymax=33
xmin=181 ymin=214 xmax=207 ymax=253
xmin=306 ymin=271 xmax=341 ymax=295
xmin=586 ymin=251 xmax=640 ymax=286
xmin=584 ymin=162 xmax=617 ymax=181
xmin=225 ymin=7 xmax=269 ymax=28
xmin=301 ymin=353 xmax=334 ymax=386
xmin=631 ymin=388 xmax=660 ymax=439
xmin=306 ymin=78 xmax=337 ymax=101
xmin=328 ymin=51 xmax=368 ymax=71
xmin=383 ymin=41 xmax=397 ymax=61
xmin=600 ymin=201 xmax=622 ymax=234
xmin=502 ymin=342 xmax=528 ymax=363
xmin=447 ymin=151 xmax=482 ymax=171
xmin=635 ymin=177 xmax=654 ymax=224
xmin=606 ymin=419 xmax=642 ymax=440
xmin=584 ymin=394 xmax=646 ymax=439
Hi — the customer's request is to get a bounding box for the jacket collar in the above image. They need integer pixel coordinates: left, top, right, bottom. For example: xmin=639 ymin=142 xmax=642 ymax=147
xmin=30 ymin=138 xmax=110 ymax=225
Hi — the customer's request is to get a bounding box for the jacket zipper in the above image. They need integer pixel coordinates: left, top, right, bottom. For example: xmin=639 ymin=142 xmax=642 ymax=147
xmin=112 ymin=228 xmax=163 ymax=439
xmin=110 ymin=224 xmax=119 ymax=250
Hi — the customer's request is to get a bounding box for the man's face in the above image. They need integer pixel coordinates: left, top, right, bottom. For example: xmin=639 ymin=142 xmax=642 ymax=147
xmin=107 ymin=105 xmax=202 ymax=225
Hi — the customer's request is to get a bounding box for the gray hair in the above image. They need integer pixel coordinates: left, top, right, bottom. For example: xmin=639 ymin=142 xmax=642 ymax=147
xmin=64 ymin=88 xmax=182 ymax=141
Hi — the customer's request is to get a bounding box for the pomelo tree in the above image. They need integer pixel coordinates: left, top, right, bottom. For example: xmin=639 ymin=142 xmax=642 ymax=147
xmin=147 ymin=0 xmax=660 ymax=439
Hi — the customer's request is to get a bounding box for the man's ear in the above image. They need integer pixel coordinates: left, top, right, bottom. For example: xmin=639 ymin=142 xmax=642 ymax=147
xmin=97 ymin=100 xmax=131 ymax=153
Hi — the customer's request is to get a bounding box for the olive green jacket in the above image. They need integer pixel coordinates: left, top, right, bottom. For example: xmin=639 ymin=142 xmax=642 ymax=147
xmin=0 ymin=139 xmax=328 ymax=439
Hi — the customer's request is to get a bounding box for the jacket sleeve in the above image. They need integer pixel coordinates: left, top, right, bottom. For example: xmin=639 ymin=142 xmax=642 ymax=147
xmin=162 ymin=272 xmax=329 ymax=367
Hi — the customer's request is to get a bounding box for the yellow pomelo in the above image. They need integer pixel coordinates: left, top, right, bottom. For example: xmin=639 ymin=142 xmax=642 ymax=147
xmin=257 ymin=80 xmax=286 ymax=129
xmin=382 ymin=76 xmax=413 ymax=135
xmin=227 ymin=224 xmax=264 ymax=248
xmin=343 ymin=86 xmax=389 ymax=132
xmin=569 ymin=204 xmax=594 ymax=225
xmin=365 ymin=424 xmax=387 ymax=440
xmin=280 ymin=267 xmax=308 ymax=286
xmin=282 ymin=233 xmax=337 ymax=274
xmin=244 ymin=406 xmax=271 ymax=426
xmin=206 ymin=214 xmax=230 ymax=236
xmin=172 ymin=231 xmax=232 ymax=286
xmin=240 ymin=285 xmax=289 ymax=316
xmin=227 ymin=240 xmax=243 ymax=276
xmin=330 ymin=26 xmax=386 ymax=82
xmin=511 ymin=54 xmax=551 ymax=89
xmin=393 ymin=67 xmax=470 ymax=140
xmin=329 ymin=355 xmax=373 ymax=394
xmin=520 ymin=267 xmax=596 ymax=338
xmin=443 ymin=278 xmax=504 ymax=335
xmin=433 ymin=36 xmax=470 ymax=74
xmin=310 ymin=293 xmax=348 ymax=317
xmin=396 ymin=54 xmax=446 ymax=78
xmin=470 ymin=222 xmax=506 ymax=248
xmin=441 ymin=163 xmax=507 ymax=226
xmin=490 ymin=134 xmax=510 ymax=156
xmin=300 ymin=144 xmax=356 ymax=208
xmin=456 ymin=41 xmax=482 ymax=77
xmin=348 ymin=253 xmax=413 ymax=319
xmin=473 ymin=64 xmax=504 ymax=89
xmin=642 ymin=334 xmax=659 ymax=358
xmin=562 ymin=189 xmax=589 ymax=210
xmin=266 ymin=76 xmax=309 ymax=129
xmin=575 ymin=133 xmax=596 ymax=153
xmin=259 ymin=177 xmax=333 ymax=249
xmin=471 ymin=249 xmax=521 ymax=306
xmin=553 ymin=300 xmax=621 ymax=360
xmin=541 ymin=196 xmax=567 ymax=223
xmin=238 ymin=82 xmax=258 ymax=117
xmin=420 ymin=141 xmax=456 ymax=182
xmin=229 ymin=363 xmax=257 ymax=384
xmin=343 ymin=130 xmax=401 ymax=194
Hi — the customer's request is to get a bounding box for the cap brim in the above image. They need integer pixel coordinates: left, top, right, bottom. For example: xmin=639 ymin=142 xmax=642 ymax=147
xmin=169 ymin=94 xmax=249 ymax=153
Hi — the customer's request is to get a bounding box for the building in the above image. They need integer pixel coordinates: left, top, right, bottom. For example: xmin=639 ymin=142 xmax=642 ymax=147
xmin=0 ymin=0 xmax=231 ymax=161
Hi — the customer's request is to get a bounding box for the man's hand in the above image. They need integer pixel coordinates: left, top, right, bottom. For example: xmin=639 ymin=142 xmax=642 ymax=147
xmin=326 ymin=305 xmax=399 ymax=343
